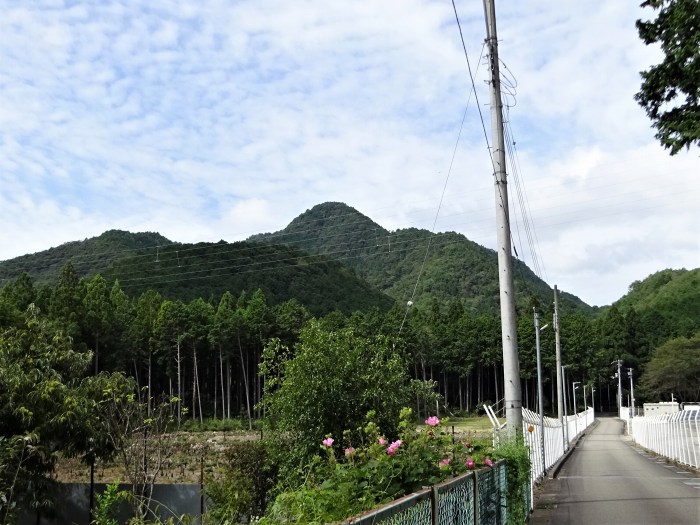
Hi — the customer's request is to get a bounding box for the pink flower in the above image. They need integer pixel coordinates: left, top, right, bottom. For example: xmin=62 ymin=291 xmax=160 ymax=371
xmin=386 ymin=439 xmax=402 ymax=455
xmin=378 ymin=437 xmax=387 ymax=446
xmin=344 ymin=447 xmax=356 ymax=456
xmin=322 ymin=437 xmax=334 ymax=448
xmin=466 ymin=457 xmax=475 ymax=469
xmin=425 ymin=416 xmax=440 ymax=427
xmin=439 ymin=458 xmax=451 ymax=468
xmin=464 ymin=441 xmax=472 ymax=448
xmin=483 ymin=457 xmax=493 ymax=468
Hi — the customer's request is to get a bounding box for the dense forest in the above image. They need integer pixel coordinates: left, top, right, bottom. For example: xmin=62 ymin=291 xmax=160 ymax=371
xmin=1 ymin=210 xmax=698 ymax=522
xmin=2 ymin=262 xmax=697 ymax=426
xmin=1 ymin=203 xmax=698 ymax=422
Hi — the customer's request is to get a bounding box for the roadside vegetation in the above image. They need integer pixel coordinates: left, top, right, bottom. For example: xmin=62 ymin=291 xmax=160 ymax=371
xmin=1 ymin=249 xmax=696 ymax=522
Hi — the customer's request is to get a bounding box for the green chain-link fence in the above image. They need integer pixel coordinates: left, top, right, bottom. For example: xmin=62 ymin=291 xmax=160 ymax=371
xmin=343 ymin=461 xmax=522 ymax=525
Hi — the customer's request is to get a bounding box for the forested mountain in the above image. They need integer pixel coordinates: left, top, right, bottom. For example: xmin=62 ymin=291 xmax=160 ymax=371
xmin=1 ymin=203 xmax=591 ymax=317
xmin=0 ymin=233 xmax=393 ymax=317
xmin=0 ymin=229 xmax=171 ymax=284
xmin=101 ymin=241 xmax=393 ymax=316
xmin=250 ymin=202 xmax=591 ymax=315
xmin=614 ymin=268 xmax=700 ymax=337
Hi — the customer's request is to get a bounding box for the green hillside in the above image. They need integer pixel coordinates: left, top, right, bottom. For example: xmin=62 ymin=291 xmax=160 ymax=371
xmin=250 ymin=202 xmax=590 ymax=315
xmin=0 ymin=202 xmax=593 ymax=317
xmin=102 ymin=241 xmax=393 ymax=316
xmin=0 ymin=230 xmax=171 ymax=284
xmin=614 ymin=268 xmax=700 ymax=337
xmin=0 ymin=230 xmax=394 ymax=317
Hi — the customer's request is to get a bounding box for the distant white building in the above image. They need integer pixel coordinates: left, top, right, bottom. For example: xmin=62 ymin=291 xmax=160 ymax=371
xmin=643 ymin=402 xmax=679 ymax=416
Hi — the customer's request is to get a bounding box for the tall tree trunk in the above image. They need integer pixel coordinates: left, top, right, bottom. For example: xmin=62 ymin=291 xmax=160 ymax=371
xmin=134 ymin=359 xmax=142 ymax=402
xmin=176 ymin=338 xmax=182 ymax=426
xmin=443 ymin=371 xmax=448 ymax=411
xmin=147 ymin=350 xmax=152 ymax=417
xmin=467 ymin=375 xmax=472 ymax=412
xmin=194 ymin=344 xmax=203 ymax=424
xmin=494 ymin=365 xmax=499 ymax=404
xmin=192 ymin=346 xmax=197 ymax=421
xmin=458 ymin=377 xmax=463 ymax=412
xmin=477 ymin=365 xmax=482 ymax=405
xmin=219 ymin=345 xmax=226 ymax=420
xmin=226 ymin=358 xmax=231 ymax=419
xmin=237 ymin=333 xmax=252 ymax=430
xmin=524 ymin=378 xmax=529 ymax=410
xmin=213 ymin=357 xmax=218 ymax=420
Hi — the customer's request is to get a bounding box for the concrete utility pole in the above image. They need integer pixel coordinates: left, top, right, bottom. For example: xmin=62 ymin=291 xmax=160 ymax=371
xmin=562 ymin=364 xmax=570 ymax=447
xmin=628 ymin=368 xmax=635 ymax=418
xmin=554 ymin=286 xmax=564 ymax=439
xmin=615 ymin=360 xmax=623 ymax=417
xmin=534 ymin=310 xmax=546 ymax=474
xmin=483 ymin=0 xmax=522 ymax=435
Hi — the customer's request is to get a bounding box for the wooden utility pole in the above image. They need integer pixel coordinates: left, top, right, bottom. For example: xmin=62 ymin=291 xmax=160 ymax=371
xmin=483 ymin=0 xmax=522 ymax=434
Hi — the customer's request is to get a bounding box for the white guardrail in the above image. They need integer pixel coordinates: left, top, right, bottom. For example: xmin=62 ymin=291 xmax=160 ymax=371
xmin=521 ymin=407 xmax=594 ymax=485
xmin=487 ymin=404 xmax=595 ymax=489
xmin=628 ymin=410 xmax=700 ymax=469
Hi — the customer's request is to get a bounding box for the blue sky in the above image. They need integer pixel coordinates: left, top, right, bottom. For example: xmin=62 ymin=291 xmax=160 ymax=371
xmin=1 ymin=0 xmax=697 ymax=306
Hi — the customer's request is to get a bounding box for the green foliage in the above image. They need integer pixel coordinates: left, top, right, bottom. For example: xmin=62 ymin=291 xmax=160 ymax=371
xmin=493 ymin=440 xmax=531 ymax=525
xmin=640 ymin=333 xmax=700 ymax=402
xmin=261 ymin=320 xmax=413 ymax=475
xmin=616 ymin=268 xmax=700 ymax=338
xmin=636 ymin=0 xmax=700 ymax=154
xmin=260 ymin=410 xmax=493 ymax=524
xmin=251 ymin=202 xmax=591 ymax=316
xmin=0 ymin=230 xmax=171 ymax=286
xmin=93 ymin=482 xmax=130 ymax=525
xmin=0 ymin=306 xmax=94 ymax=518
xmin=206 ymin=441 xmax=275 ymax=523
xmin=93 ymin=482 xmax=198 ymax=525
xmin=103 ymin=241 xmax=393 ymax=317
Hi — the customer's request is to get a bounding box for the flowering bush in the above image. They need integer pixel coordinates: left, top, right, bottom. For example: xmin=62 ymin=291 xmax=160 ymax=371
xmin=425 ymin=415 xmax=440 ymax=427
xmin=260 ymin=408 xmax=494 ymax=524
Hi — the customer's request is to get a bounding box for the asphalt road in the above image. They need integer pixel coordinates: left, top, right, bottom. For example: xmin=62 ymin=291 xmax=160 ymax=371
xmin=530 ymin=417 xmax=700 ymax=525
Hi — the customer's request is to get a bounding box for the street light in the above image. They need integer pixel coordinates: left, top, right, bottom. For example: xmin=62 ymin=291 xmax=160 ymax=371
xmin=534 ymin=310 xmax=549 ymax=476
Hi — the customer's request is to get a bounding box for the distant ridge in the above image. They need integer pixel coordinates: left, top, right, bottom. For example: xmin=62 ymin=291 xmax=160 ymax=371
xmin=250 ymin=202 xmax=591 ymax=315
xmin=0 ymin=202 xmax=595 ymax=315
xmin=0 ymin=230 xmax=393 ymax=316
xmin=0 ymin=230 xmax=171 ymax=285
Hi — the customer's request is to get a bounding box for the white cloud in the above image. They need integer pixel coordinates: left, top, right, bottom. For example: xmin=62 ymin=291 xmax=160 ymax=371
xmin=0 ymin=0 xmax=697 ymax=306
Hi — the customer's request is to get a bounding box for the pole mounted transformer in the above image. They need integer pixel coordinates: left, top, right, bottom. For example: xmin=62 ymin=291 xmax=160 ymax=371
xmin=483 ymin=0 xmax=522 ymax=434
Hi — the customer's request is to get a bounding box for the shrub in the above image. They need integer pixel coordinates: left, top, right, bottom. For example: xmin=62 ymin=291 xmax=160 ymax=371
xmin=260 ymin=321 xmax=413 ymax=480
xmin=205 ymin=441 xmax=276 ymax=523
xmin=493 ymin=439 xmax=531 ymax=525
xmin=259 ymin=409 xmax=494 ymax=524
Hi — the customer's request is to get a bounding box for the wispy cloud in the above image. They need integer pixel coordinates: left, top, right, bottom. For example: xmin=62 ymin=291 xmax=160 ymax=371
xmin=0 ymin=0 xmax=697 ymax=305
